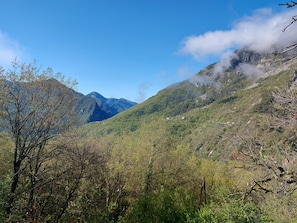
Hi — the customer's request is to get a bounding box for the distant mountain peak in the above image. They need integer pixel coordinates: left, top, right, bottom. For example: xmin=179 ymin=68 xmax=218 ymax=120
xmin=86 ymin=91 xmax=137 ymax=118
xmin=88 ymin=91 xmax=106 ymax=101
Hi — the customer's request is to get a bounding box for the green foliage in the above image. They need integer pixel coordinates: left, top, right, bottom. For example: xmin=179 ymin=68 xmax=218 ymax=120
xmin=0 ymin=133 xmax=13 ymax=176
xmin=123 ymin=188 xmax=195 ymax=223
xmin=74 ymin=61 xmax=297 ymax=222
xmin=252 ymin=90 xmax=273 ymax=113
xmin=2 ymin=54 xmax=297 ymax=222
xmin=0 ymin=172 xmax=12 ymax=222
xmin=187 ymin=200 xmax=264 ymax=223
xmin=123 ymin=186 xmax=264 ymax=223
xmin=0 ymin=61 xmax=81 ymax=221
xmin=259 ymin=193 xmax=297 ymax=223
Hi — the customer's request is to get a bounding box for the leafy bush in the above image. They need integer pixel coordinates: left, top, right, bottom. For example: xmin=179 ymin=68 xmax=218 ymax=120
xmin=123 ymin=188 xmax=195 ymax=223
xmin=186 ymin=200 xmax=265 ymax=223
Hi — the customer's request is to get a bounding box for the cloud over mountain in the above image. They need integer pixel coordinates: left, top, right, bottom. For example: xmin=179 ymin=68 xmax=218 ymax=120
xmin=179 ymin=8 xmax=297 ymax=60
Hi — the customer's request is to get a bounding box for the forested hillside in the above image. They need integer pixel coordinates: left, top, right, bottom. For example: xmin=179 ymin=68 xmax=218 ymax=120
xmin=3 ymin=13 xmax=297 ymax=219
xmin=1 ymin=48 xmax=297 ymax=222
xmin=79 ymin=49 xmax=297 ymax=222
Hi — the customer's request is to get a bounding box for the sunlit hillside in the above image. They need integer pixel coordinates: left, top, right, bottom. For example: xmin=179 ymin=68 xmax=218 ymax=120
xmin=2 ymin=49 xmax=297 ymax=222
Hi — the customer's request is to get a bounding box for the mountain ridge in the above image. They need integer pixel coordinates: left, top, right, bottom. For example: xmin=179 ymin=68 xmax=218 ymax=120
xmin=86 ymin=91 xmax=138 ymax=117
xmin=0 ymin=78 xmax=137 ymax=126
xmin=81 ymin=47 xmax=297 ymax=158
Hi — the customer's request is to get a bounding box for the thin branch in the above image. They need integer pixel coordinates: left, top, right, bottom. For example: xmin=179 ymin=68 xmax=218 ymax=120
xmin=279 ymin=1 xmax=297 ymax=8
xmin=282 ymin=15 xmax=297 ymax=32
xmin=280 ymin=2 xmax=297 ymax=54
xmin=282 ymin=43 xmax=297 ymax=53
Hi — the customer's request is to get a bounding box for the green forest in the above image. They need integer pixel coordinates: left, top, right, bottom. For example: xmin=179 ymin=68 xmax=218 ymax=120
xmin=3 ymin=0 xmax=297 ymax=222
xmin=1 ymin=50 xmax=297 ymax=223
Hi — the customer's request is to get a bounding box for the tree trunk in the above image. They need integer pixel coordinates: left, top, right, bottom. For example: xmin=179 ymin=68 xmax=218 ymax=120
xmin=6 ymin=160 xmax=21 ymax=215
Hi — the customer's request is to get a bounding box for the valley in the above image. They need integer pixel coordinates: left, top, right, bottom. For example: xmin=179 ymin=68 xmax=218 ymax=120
xmin=1 ymin=48 xmax=297 ymax=222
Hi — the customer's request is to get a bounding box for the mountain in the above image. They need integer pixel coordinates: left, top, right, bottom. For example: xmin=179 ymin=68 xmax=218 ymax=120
xmin=86 ymin=92 xmax=137 ymax=117
xmin=73 ymin=91 xmax=137 ymax=124
xmin=0 ymin=78 xmax=137 ymax=127
xmin=3 ymin=48 xmax=297 ymax=221
xmin=81 ymin=47 xmax=297 ymax=157
xmin=75 ymin=93 xmax=111 ymax=123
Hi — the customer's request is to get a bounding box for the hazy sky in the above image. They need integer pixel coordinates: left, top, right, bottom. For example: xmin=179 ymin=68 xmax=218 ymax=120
xmin=0 ymin=0 xmax=295 ymax=102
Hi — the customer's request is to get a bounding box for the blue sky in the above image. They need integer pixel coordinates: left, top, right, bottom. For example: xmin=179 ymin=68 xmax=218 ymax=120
xmin=0 ymin=0 xmax=295 ymax=102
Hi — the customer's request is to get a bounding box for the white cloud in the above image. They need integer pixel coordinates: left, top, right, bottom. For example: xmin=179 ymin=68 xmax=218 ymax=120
xmin=213 ymin=51 xmax=238 ymax=75
xmin=136 ymin=82 xmax=151 ymax=103
xmin=189 ymin=74 xmax=216 ymax=86
xmin=177 ymin=66 xmax=189 ymax=78
xmin=179 ymin=8 xmax=297 ymax=60
xmin=237 ymin=63 xmax=264 ymax=78
xmin=0 ymin=31 xmax=22 ymax=66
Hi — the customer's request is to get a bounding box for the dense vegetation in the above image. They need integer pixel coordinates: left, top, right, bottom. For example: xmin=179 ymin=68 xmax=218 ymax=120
xmin=2 ymin=53 xmax=297 ymax=222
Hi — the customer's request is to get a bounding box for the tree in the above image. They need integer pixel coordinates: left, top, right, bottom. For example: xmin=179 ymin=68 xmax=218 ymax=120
xmin=225 ymin=80 xmax=297 ymax=220
xmin=31 ymin=131 xmax=99 ymax=222
xmin=222 ymin=4 xmax=297 ymax=218
xmin=280 ymin=1 xmax=297 ymax=52
xmin=0 ymin=60 xmax=77 ymax=220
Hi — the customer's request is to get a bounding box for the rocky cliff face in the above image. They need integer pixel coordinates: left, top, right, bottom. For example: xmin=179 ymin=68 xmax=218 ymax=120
xmin=204 ymin=47 xmax=297 ymax=82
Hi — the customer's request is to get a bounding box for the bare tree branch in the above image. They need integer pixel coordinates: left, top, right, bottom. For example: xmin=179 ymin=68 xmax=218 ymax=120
xmin=282 ymin=15 xmax=297 ymax=32
xmin=279 ymin=2 xmax=297 ymax=53
xmin=282 ymin=43 xmax=297 ymax=53
xmin=279 ymin=1 xmax=297 ymax=8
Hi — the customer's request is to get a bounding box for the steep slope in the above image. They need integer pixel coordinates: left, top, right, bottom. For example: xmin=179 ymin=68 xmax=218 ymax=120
xmin=75 ymin=94 xmax=111 ymax=123
xmin=87 ymin=92 xmax=137 ymax=117
xmin=0 ymin=78 xmax=136 ymax=127
xmin=80 ymin=48 xmax=296 ymax=129
xmin=81 ymin=48 xmax=297 ymax=159
xmin=72 ymin=91 xmax=137 ymax=124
